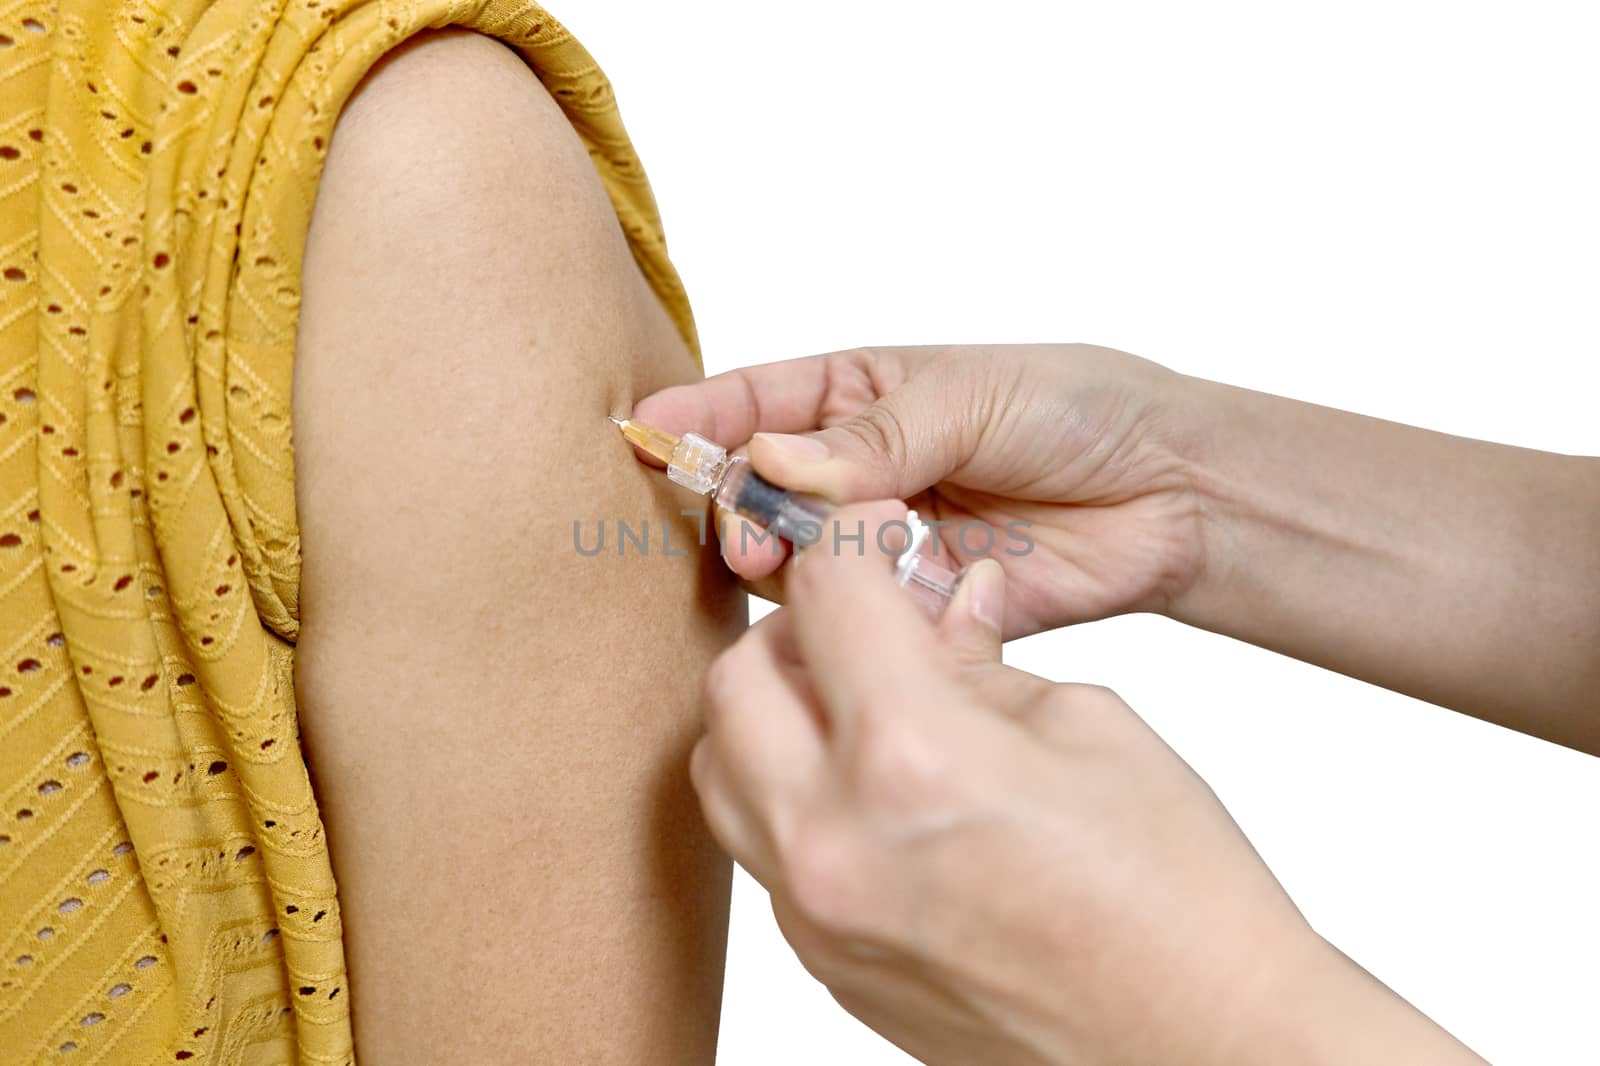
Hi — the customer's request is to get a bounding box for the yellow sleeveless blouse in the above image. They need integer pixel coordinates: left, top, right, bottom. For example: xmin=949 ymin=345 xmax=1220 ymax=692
xmin=0 ymin=2 xmax=697 ymax=1061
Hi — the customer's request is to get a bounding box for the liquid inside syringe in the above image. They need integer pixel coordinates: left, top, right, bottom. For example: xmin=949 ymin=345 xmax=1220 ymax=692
xmin=610 ymin=417 xmax=965 ymax=616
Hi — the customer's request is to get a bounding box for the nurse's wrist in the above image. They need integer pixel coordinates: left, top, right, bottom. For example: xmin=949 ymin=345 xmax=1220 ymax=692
xmin=1221 ymin=931 xmax=1488 ymax=1066
xmin=1138 ymin=369 xmax=1251 ymax=627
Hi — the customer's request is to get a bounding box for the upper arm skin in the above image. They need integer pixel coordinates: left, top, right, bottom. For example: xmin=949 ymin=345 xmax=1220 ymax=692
xmin=290 ymin=31 xmax=743 ymax=1063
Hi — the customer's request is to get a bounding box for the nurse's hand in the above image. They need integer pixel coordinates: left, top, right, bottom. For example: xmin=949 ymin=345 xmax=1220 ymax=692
xmin=692 ymin=500 xmax=1488 ymax=1066
xmin=632 ymin=344 xmax=1200 ymax=637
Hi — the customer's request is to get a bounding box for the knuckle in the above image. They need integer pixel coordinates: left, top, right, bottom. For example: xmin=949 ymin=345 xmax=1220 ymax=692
xmin=1028 ymin=682 xmax=1129 ymax=741
xmin=834 ymin=345 xmax=910 ymax=392
xmin=771 ymin=893 xmax=849 ymax=987
xmin=1062 ymin=682 xmax=1125 ymax=709
xmin=1011 ymin=679 xmax=1080 ymax=726
xmin=780 ymin=824 xmax=870 ymax=935
xmin=854 ymin=715 xmax=952 ymax=808
xmin=842 ymin=403 xmax=912 ymax=471
xmin=837 ymin=345 xmax=884 ymax=372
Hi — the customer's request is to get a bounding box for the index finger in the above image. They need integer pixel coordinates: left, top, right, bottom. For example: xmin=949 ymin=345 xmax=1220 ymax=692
xmin=629 ymin=347 xmax=921 ymax=447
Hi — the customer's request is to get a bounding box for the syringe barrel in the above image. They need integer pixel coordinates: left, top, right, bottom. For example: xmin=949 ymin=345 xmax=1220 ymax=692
xmin=647 ymin=426 xmax=975 ymax=619
xmin=714 ymin=459 xmax=967 ymax=618
xmin=714 ymin=459 xmax=833 ymax=547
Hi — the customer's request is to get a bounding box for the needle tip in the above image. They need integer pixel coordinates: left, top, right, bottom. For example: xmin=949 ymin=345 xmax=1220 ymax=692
xmin=607 ymin=415 xmax=627 ymax=427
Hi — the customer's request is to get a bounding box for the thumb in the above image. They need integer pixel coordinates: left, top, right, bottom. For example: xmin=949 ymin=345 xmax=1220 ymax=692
xmin=747 ymin=364 xmax=979 ymax=502
xmin=937 ymin=558 xmax=1006 ymax=666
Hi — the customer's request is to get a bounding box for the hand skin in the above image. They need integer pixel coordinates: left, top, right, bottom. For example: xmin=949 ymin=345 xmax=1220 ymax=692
xmin=634 ymin=344 xmax=1600 ymax=753
xmin=635 ymin=345 xmax=1204 ymax=635
xmin=693 ymin=501 xmax=1487 ymax=1066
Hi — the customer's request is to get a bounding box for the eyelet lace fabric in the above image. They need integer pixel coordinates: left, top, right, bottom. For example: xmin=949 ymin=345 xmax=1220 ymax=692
xmin=0 ymin=2 xmax=697 ymax=1061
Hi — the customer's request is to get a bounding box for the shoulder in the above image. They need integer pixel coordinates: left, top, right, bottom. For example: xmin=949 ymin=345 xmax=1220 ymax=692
xmin=290 ymin=28 xmax=707 ymax=620
xmin=305 ymin=28 xmax=630 ymax=299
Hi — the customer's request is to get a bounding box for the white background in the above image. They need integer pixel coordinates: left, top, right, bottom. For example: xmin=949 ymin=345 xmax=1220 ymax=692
xmin=562 ymin=3 xmax=1600 ymax=1062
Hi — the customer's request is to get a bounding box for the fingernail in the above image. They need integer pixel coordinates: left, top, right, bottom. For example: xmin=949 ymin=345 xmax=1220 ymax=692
xmin=753 ymin=432 xmax=830 ymax=462
xmin=967 ymin=560 xmax=1004 ymax=634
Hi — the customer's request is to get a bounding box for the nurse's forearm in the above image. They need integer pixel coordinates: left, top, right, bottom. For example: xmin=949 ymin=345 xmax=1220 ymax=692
xmin=1168 ymin=375 xmax=1600 ymax=752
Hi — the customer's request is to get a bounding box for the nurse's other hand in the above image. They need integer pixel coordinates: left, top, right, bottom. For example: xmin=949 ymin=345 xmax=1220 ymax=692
xmin=693 ymin=502 xmax=1487 ymax=1066
xmin=633 ymin=344 xmax=1201 ymax=637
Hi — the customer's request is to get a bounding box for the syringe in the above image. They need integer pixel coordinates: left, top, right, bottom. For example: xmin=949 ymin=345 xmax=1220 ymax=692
xmin=610 ymin=417 xmax=966 ymax=616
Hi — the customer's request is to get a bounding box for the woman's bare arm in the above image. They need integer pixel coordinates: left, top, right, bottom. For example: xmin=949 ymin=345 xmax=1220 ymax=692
xmin=291 ymin=30 xmax=742 ymax=1063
